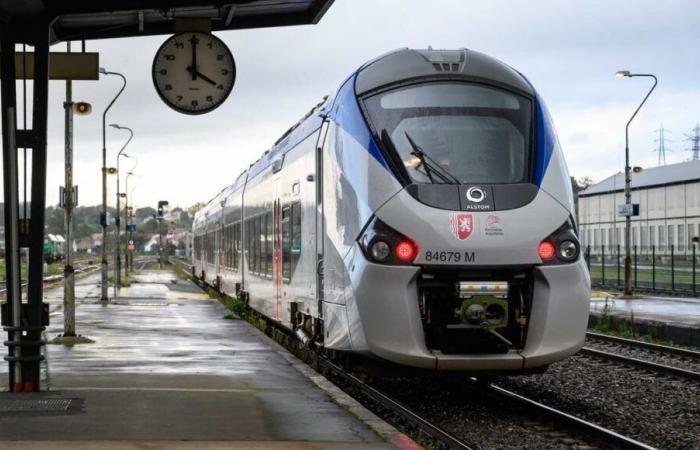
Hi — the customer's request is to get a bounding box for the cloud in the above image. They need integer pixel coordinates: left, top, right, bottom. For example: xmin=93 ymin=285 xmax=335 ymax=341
xmin=0 ymin=0 xmax=698 ymax=210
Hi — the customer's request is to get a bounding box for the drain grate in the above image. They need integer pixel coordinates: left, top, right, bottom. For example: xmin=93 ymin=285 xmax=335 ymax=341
xmin=0 ymin=398 xmax=72 ymax=412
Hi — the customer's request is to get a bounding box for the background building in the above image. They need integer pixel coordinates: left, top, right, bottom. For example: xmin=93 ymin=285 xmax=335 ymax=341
xmin=578 ymin=160 xmax=700 ymax=257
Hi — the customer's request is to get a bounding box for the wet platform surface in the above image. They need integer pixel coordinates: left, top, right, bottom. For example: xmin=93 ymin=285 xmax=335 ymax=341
xmin=0 ymin=269 xmax=393 ymax=448
xmin=590 ymin=294 xmax=700 ymax=327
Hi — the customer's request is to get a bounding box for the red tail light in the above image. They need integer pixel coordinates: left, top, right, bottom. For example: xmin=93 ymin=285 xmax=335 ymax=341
xmin=395 ymin=240 xmax=417 ymax=263
xmin=538 ymin=240 xmax=556 ymax=261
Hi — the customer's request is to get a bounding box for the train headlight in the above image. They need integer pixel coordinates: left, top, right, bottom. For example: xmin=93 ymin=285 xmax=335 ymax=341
xmin=558 ymin=239 xmax=579 ymax=261
xmin=539 ymin=218 xmax=581 ymax=265
xmin=370 ymin=240 xmax=391 ymax=262
xmin=359 ymin=217 xmax=418 ymax=265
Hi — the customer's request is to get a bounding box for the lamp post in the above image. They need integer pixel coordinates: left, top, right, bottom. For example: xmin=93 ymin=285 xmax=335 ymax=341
xmin=128 ymin=173 xmax=140 ymax=274
xmin=109 ymin=123 xmax=133 ymax=291
xmin=616 ymin=70 xmax=657 ymax=297
xmin=99 ymin=68 xmax=126 ymax=302
xmin=125 ymin=166 xmax=137 ymax=274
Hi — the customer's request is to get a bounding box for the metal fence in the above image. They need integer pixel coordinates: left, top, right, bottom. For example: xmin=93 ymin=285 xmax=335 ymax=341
xmin=585 ymin=244 xmax=699 ymax=295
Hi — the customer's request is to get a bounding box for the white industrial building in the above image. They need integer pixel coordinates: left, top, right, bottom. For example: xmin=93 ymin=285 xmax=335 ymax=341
xmin=578 ymin=160 xmax=700 ymax=256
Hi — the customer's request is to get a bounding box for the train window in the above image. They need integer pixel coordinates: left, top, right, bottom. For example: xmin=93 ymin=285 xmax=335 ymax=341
xmin=282 ymin=206 xmax=291 ymax=280
xmin=256 ymin=215 xmax=264 ymax=274
xmin=229 ymin=225 xmax=233 ymax=268
xmin=233 ymin=222 xmax=240 ymax=270
xmin=245 ymin=219 xmax=253 ymax=272
xmin=291 ymin=202 xmax=301 ymax=277
xmin=261 ymin=215 xmax=266 ymax=274
xmin=363 ymin=82 xmax=532 ymax=184
xmin=265 ymin=211 xmax=273 ymax=277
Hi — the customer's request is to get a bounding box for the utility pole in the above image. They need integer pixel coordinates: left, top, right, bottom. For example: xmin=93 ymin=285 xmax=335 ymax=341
xmin=653 ymin=124 xmax=671 ymax=166
xmin=62 ymin=42 xmax=76 ymax=336
xmin=53 ymin=41 xmax=93 ymax=345
xmin=157 ymin=200 xmax=168 ymax=269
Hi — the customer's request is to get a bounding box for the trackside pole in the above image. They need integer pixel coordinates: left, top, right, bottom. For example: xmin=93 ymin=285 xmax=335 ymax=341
xmin=63 ymin=42 xmax=76 ymax=337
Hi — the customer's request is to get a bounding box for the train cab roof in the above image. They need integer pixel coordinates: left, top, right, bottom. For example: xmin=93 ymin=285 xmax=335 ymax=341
xmin=355 ymin=48 xmax=534 ymax=97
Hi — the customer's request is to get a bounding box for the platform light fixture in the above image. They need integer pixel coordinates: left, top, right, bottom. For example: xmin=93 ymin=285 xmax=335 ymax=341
xmin=616 ymin=70 xmax=658 ymax=297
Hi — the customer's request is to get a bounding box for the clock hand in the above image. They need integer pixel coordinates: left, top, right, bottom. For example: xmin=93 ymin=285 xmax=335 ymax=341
xmin=186 ymin=66 xmax=216 ymax=86
xmin=190 ymin=35 xmax=197 ymax=81
xmin=195 ymin=71 xmax=217 ymax=86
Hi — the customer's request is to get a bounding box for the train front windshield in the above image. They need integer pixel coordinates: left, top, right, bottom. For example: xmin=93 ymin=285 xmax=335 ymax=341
xmin=363 ymin=82 xmax=532 ymax=184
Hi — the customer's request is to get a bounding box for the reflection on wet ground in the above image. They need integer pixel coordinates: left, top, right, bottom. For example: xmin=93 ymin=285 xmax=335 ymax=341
xmin=590 ymin=295 xmax=700 ymax=327
xmin=0 ymin=269 xmax=389 ymax=447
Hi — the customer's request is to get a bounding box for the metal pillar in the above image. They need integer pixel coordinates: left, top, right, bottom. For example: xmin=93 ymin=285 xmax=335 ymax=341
xmin=2 ymin=20 xmax=51 ymax=392
xmin=62 ymin=42 xmax=76 ymax=336
xmin=2 ymin=29 xmax=24 ymax=391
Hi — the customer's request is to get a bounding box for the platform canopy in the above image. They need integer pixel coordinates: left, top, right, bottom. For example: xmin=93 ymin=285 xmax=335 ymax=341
xmin=0 ymin=0 xmax=335 ymax=43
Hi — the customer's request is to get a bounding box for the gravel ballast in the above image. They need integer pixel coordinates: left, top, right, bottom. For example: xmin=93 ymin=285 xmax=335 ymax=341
xmin=498 ymin=353 xmax=700 ymax=449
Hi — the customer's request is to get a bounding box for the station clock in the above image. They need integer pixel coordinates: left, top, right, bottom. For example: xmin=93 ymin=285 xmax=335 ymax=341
xmin=152 ymin=32 xmax=236 ymax=115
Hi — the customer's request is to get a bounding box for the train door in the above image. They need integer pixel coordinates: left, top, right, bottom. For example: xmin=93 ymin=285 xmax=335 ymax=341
xmin=315 ymin=120 xmax=330 ymax=316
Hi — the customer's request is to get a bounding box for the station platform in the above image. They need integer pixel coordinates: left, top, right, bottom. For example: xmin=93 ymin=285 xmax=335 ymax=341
xmin=590 ymin=291 xmax=700 ymax=328
xmin=0 ymin=267 xmax=406 ymax=449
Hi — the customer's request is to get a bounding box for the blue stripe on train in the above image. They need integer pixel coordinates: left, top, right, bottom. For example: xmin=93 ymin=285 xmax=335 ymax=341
xmin=329 ymin=73 xmax=389 ymax=171
xmin=533 ymin=97 xmax=555 ymax=187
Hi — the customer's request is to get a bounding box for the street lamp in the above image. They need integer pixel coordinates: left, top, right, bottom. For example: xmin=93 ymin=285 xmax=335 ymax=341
xmin=124 ymin=167 xmax=137 ymax=274
xmin=109 ymin=123 xmax=133 ymax=291
xmin=616 ymin=70 xmax=657 ymax=297
xmin=127 ymin=172 xmax=140 ymax=274
xmin=99 ymin=67 xmax=127 ymax=302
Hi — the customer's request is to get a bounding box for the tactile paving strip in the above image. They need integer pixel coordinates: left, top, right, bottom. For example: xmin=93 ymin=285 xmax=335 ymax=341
xmin=0 ymin=398 xmax=72 ymax=412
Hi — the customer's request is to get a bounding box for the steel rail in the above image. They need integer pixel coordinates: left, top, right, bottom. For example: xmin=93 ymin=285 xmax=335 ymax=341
xmin=586 ymin=331 xmax=700 ymax=360
xmin=487 ymin=383 xmax=657 ymax=450
xmin=179 ymin=258 xmax=657 ymax=449
xmin=0 ymin=265 xmax=101 ymax=294
xmin=580 ymin=347 xmax=700 ymax=381
xmin=319 ymin=356 xmax=476 ymax=450
xmin=176 ymin=259 xmax=475 ymax=450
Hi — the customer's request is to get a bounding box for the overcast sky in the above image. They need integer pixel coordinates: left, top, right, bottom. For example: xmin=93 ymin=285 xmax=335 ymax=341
xmin=5 ymin=0 xmax=700 ymax=210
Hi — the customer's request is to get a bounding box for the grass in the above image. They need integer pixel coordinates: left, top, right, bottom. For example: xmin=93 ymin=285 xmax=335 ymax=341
xmin=589 ymin=266 xmax=697 ymax=288
xmin=592 ymin=296 xmax=678 ymax=344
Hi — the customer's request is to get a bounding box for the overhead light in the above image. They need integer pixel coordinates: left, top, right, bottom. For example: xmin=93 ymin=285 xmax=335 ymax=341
xmin=616 ymin=70 xmax=631 ymax=78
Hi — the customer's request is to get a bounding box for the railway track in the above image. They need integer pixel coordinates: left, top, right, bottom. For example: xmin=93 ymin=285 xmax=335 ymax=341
xmin=176 ymin=259 xmax=660 ymax=449
xmin=486 ymin=383 xmax=656 ymax=450
xmin=583 ymin=332 xmax=700 ymax=381
xmin=319 ymin=356 xmax=476 ymax=450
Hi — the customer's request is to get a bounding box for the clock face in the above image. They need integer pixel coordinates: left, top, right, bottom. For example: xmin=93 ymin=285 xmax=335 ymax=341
xmin=152 ymin=32 xmax=236 ymax=115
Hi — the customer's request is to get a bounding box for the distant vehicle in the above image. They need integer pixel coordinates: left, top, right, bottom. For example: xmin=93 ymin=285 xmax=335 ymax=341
xmin=43 ymin=234 xmax=66 ymax=263
xmin=193 ymin=48 xmax=590 ymax=375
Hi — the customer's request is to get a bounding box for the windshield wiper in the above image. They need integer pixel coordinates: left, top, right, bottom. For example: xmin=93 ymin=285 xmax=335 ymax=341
xmin=404 ymin=132 xmax=460 ymax=184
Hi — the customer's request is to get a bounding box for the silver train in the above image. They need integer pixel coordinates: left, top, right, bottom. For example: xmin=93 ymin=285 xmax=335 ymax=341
xmin=193 ymin=48 xmax=591 ymax=373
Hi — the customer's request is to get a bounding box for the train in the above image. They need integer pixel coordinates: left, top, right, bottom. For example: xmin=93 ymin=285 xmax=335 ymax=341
xmin=43 ymin=234 xmax=66 ymax=263
xmin=192 ymin=48 xmax=591 ymax=374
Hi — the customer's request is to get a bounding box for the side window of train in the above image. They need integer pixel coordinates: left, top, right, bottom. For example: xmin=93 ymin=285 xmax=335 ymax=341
xmin=282 ymin=206 xmax=291 ymax=280
xmin=245 ymin=219 xmax=252 ymax=271
xmin=265 ymin=211 xmax=273 ymax=277
xmin=233 ymin=222 xmax=240 ymax=271
xmin=255 ymin=215 xmax=263 ymax=275
xmin=228 ymin=224 xmax=234 ymax=268
xmin=291 ymin=202 xmax=301 ymax=276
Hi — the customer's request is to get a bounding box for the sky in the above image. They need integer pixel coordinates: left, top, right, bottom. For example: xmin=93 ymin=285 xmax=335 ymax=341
xmin=4 ymin=0 xmax=700 ymax=210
